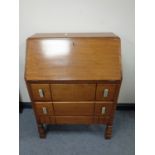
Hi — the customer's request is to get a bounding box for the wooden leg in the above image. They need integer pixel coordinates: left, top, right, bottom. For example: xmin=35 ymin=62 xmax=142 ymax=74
xmin=105 ymin=125 xmax=112 ymax=139
xmin=38 ymin=124 xmax=46 ymax=138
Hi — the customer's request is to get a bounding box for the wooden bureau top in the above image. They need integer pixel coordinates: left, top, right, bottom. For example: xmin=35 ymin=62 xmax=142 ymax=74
xmin=25 ymin=33 xmax=122 ymax=82
xmin=28 ymin=33 xmax=119 ymax=38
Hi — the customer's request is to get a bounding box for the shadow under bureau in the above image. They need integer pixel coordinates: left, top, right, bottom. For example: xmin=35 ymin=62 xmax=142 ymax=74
xmin=25 ymin=33 xmax=122 ymax=139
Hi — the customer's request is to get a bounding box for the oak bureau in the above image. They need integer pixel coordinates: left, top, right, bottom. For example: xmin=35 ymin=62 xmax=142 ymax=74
xmin=25 ymin=33 xmax=122 ymax=139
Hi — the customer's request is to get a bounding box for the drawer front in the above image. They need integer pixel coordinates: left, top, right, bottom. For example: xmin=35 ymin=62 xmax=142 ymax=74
xmin=55 ymin=116 xmax=94 ymax=124
xmin=30 ymin=84 xmax=51 ymax=101
xmin=95 ymin=102 xmax=113 ymax=116
xmin=96 ymin=84 xmax=116 ymax=101
xmin=53 ymin=102 xmax=94 ymax=116
xmin=39 ymin=116 xmax=55 ymax=124
xmin=51 ymin=84 xmax=96 ymax=101
xmin=34 ymin=102 xmax=54 ymax=115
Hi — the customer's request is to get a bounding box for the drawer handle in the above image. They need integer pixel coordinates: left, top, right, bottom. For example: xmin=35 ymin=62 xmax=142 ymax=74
xmin=42 ymin=107 xmax=47 ymax=114
xmin=38 ymin=89 xmax=44 ymax=98
xmin=103 ymin=89 xmax=109 ymax=97
xmin=101 ymin=107 xmax=106 ymax=115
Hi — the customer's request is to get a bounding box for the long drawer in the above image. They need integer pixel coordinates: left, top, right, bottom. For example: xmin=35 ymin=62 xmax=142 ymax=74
xmin=34 ymin=101 xmax=113 ymax=117
xmin=53 ymin=102 xmax=94 ymax=116
xmin=30 ymin=83 xmax=116 ymax=102
xmin=55 ymin=116 xmax=94 ymax=124
xmin=37 ymin=116 xmax=109 ymax=124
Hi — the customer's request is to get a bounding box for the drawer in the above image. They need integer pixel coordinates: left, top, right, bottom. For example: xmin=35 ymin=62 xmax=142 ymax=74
xmin=30 ymin=84 xmax=51 ymax=101
xmin=38 ymin=116 xmax=55 ymax=124
xmin=96 ymin=84 xmax=116 ymax=101
xmin=55 ymin=116 xmax=94 ymax=124
xmin=94 ymin=102 xmax=113 ymax=116
xmin=51 ymin=84 xmax=96 ymax=101
xmin=53 ymin=102 xmax=94 ymax=116
xmin=34 ymin=102 xmax=54 ymax=116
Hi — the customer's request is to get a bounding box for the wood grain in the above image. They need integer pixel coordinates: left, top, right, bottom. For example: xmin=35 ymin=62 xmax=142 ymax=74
xmin=30 ymin=84 xmax=51 ymax=101
xmin=96 ymin=84 xmax=116 ymax=101
xmin=98 ymin=116 xmax=109 ymax=124
xmin=55 ymin=116 xmax=94 ymax=124
xmin=51 ymin=84 xmax=96 ymax=101
xmin=94 ymin=102 xmax=113 ymax=116
xmin=25 ymin=33 xmax=122 ymax=81
xmin=39 ymin=116 xmax=55 ymax=124
xmin=34 ymin=102 xmax=54 ymax=115
xmin=53 ymin=102 xmax=94 ymax=116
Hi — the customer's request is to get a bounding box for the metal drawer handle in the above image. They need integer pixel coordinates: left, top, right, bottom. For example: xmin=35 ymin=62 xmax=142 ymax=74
xmin=101 ymin=107 xmax=106 ymax=115
xmin=103 ymin=89 xmax=109 ymax=97
xmin=38 ymin=89 xmax=44 ymax=98
xmin=42 ymin=107 xmax=47 ymax=114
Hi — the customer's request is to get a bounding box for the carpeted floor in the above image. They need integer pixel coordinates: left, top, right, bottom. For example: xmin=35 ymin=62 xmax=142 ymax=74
xmin=19 ymin=109 xmax=135 ymax=155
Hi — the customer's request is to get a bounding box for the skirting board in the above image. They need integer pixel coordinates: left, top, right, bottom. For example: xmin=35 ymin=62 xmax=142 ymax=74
xmin=20 ymin=102 xmax=135 ymax=111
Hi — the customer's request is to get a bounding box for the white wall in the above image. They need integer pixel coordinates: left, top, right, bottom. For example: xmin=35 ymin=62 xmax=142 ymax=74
xmin=19 ymin=0 xmax=135 ymax=103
